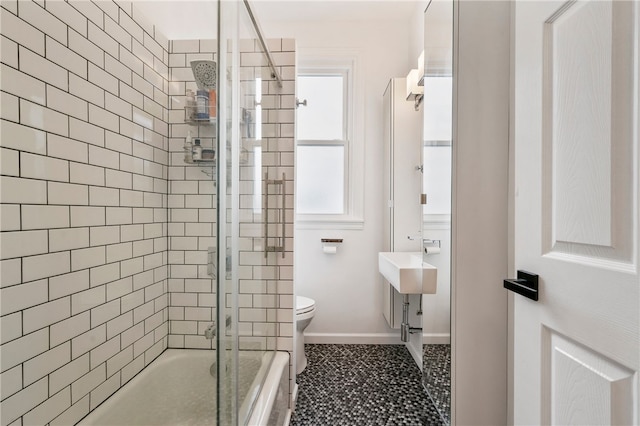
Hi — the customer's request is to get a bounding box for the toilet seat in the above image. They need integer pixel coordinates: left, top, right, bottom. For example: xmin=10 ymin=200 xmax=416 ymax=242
xmin=296 ymin=296 xmax=315 ymax=315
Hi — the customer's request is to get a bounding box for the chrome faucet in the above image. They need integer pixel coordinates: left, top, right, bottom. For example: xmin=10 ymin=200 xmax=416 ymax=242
xmin=203 ymin=315 xmax=233 ymax=340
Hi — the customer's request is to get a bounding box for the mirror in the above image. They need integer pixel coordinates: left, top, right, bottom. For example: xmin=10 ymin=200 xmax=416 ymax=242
xmin=421 ymin=0 xmax=453 ymax=424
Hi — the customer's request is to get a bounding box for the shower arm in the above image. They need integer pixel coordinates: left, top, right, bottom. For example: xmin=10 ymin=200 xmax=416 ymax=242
xmin=242 ymin=0 xmax=283 ymax=88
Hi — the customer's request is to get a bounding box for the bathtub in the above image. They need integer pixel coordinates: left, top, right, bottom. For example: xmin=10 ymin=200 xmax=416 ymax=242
xmin=79 ymin=349 xmax=290 ymax=426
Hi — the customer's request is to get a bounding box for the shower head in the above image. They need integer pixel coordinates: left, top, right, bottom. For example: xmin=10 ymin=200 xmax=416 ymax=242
xmin=190 ymin=60 xmax=217 ymax=90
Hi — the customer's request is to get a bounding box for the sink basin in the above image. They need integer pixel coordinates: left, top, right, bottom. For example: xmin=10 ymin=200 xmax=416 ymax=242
xmin=378 ymin=252 xmax=437 ymax=294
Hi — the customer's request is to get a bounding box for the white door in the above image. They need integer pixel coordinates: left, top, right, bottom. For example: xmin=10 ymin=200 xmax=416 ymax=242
xmin=512 ymin=1 xmax=639 ymax=425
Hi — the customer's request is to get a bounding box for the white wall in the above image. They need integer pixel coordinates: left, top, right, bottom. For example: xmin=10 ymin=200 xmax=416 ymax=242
xmin=261 ymin=19 xmax=413 ymax=342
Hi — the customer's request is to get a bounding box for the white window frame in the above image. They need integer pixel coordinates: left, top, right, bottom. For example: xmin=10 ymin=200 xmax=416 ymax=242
xmin=296 ymin=50 xmax=364 ymax=229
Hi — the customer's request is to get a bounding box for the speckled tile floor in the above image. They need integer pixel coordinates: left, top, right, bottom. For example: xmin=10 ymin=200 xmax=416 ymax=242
xmin=423 ymin=344 xmax=451 ymax=425
xmin=290 ymin=344 xmax=445 ymax=425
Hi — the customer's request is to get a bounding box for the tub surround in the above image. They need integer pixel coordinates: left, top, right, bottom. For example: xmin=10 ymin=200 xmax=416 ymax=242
xmin=0 ymin=1 xmax=295 ymax=424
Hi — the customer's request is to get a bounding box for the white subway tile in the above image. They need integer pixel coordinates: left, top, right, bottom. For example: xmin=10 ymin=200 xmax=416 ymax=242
xmin=132 ymin=239 xmax=154 ymax=256
xmin=49 ymin=227 xmax=90 ymax=252
xmin=89 ymin=186 xmax=120 ymax=206
xmin=119 ymin=45 xmax=143 ymax=76
xmin=46 ymin=0 xmax=88 ymax=37
xmin=0 ymin=176 xmax=47 ymax=204
xmin=106 ymin=241 xmax=132 ymax=263
xmin=51 ymin=395 xmax=90 ymax=426
xmin=1 ymin=6 xmax=44 ymax=55
xmin=49 ymin=270 xmax=89 ymax=300
xmin=70 ymin=363 xmax=105 ymax=403
xmin=132 ymin=74 xmax=153 ymax=98
xmin=90 ymin=336 xmax=119 ymax=369
xmin=118 ymin=8 xmax=143 ymax=43
xmin=23 ymin=251 xmax=71 ymax=282
xmin=69 ymin=29 xmax=103 ymax=68
xmin=132 ymin=39 xmax=153 ymax=68
xmin=48 ymin=182 xmax=89 ymax=205
xmin=89 ymin=373 xmax=119 ymax=411
xmin=19 ymin=46 xmax=68 ymax=91
xmin=105 ymin=131 xmax=132 ymax=155
xmin=93 ymin=0 xmax=118 ymax=21
xmin=0 ymin=377 xmax=47 ymax=426
xmin=21 ymin=152 xmax=69 ymax=182
xmin=106 ymin=276 xmax=132 ymax=301
xmin=88 ymin=104 xmax=119 ymax=133
xmin=88 ymin=62 xmax=118 ymax=96
xmin=132 ymin=330 xmax=153 ymax=357
xmin=21 ymin=205 xmax=69 ymax=230
xmin=105 ymin=93 xmax=133 ymax=120
xmin=0 ymin=258 xmax=21 ymax=288
xmin=90 ymin=262 xmax=120 ymax=287
xmin=69 ymin=74 xmax=104 ymax=108
xmin=0 ymin=120 xmax=46 ymax=154
xmin=103 ymin=15 xmax=130 ymax=50
xmin=72 ymin=285 xmax=106 ymax=315
xmin=69 ymin=163 xmax=104 ymax=186
xmin=105 ymin=53 xmax=132 ymax=85
xmin=46 ymin=36 xmax=87 ymax=80
xmin=106 ymin=346 xmax=132 ymax=377
xmin=0 ymin=230 xmax=48 ymax=260
xmin=120 ymin=189 xmax=143 ymax=207
xmin=71 ymin=246 xmax=105 ymax=271
xmin=23 ymin=341 xmax=71 ymax=386
xmin=0 ymin=312 xmax=22 ymax=344
xmin=68 ymin=1 xmax=102 ymax=31
xmin=106 ymin=207 xmax=132 ymax=225
xmin=0 ymin=365 xmax=22 ymax=400
xmin=23 ymin=386 xmax=71 ymax=426
xmin=121 ymin=257 xmax=143 ymax=277
xmin=106 ymin=311 xmax=132 ymax=339
xmin=71 ymin=206 xmax=106 ymax=227
xmin=171 ymin=39 xmax=199 ymax=54
xmin=49 ymin=354 xmax=88 ymax=395
xmin=50 ymin=312 xmax=90 ymax=347
xmin=47 ymin=85 xmax=89 ymax=121
xmin=90 ymin=226 xmax=120 ymax=246
xmin=0 ymin=147 xmax=18 ymax=176
xmin=48 ymin=134 xmax=89 ymax=163
xmin=70 ymin=118 xmax=105 ymax=147
xmin=0 ymin=63 xmax=46 ymax=105
xmin=120 ymin=289 xmax=144 ymax=313
xmin=91 ymin=299 xmax=120 ymax=327
xmin=0 ymin=91 xmax=19 ymax=121
xmin=0 ymin=328 xmax=49 ymax=373
xmin=20 ymin=99 xmax=69 ymax=136
xmin=120 ymin=223 xmax=143 ymax=241
xmin=88 ymin=22 xmax=118 ymax=58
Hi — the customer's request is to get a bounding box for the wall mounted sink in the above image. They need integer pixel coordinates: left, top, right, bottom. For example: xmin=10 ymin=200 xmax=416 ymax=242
xmin=378 ymin=252 xmax=437 ymax=294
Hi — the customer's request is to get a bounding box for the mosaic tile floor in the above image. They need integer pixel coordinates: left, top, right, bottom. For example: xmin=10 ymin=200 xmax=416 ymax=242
xmin=423 ymin=344 xmax=451 ymax=425
xmin=291 ymin=344 xmax=445 ymax=425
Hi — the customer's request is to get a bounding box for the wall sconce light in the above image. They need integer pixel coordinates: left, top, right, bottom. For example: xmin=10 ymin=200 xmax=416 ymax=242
xmin=406 ymin=50 xmax=425 ymax=111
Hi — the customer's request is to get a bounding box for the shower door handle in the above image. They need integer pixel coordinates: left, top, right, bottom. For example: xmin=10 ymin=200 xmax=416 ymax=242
xmin=264 ymin=172 xmax=285 ymax=258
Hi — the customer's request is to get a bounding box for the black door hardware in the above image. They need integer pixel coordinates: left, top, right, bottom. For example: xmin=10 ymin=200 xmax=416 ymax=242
xmin=504 ymin=270 xmax=538 ymax=301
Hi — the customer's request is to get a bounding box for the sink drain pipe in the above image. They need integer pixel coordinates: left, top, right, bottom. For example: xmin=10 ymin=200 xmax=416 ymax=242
xmin=401 ymin=294 xmax=422 ymax=342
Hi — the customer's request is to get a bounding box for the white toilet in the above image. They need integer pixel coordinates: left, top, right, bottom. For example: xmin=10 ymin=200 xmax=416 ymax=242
xmin=296 ymin=296 xmax=316 ymax=374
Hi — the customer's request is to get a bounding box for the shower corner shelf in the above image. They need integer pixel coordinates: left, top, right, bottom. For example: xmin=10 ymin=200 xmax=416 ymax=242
xmin=184 ymin=107 xmax=217 ymax=126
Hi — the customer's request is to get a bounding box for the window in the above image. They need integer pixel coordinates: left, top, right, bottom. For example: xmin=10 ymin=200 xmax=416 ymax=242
xmin=296 ymin=52 xmax=363 ymax=228
xmin=296 ymin=71 xmax=348 ymax=215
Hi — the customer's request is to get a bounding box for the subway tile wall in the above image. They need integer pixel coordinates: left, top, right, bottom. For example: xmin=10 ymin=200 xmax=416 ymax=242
xmin=0 ymin=1 xmax=170 ymax=425
xmin=166 ymin=37 xmax=296 ymax=388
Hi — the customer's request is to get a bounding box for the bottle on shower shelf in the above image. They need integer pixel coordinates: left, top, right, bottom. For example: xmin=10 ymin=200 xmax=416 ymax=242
xmin=184 ymin=130 xmax=193 ymax=163
xmin=192 ymin=138 xmax=203 ymax=161
xmin=196 ymin=90 xmax=209 ymax=120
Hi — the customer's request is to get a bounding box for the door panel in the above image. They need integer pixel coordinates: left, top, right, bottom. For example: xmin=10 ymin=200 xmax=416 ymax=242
xmin=513 ymin=1 xmax=639 ymax=424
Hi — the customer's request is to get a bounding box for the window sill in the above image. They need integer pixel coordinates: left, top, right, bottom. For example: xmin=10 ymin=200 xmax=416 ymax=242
xmin=295 ymin=215 xmax=364 ymax=230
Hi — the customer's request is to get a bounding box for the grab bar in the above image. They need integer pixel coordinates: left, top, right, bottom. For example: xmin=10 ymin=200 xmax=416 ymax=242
xmin=264 ymin=172 xmax=285 ymax=258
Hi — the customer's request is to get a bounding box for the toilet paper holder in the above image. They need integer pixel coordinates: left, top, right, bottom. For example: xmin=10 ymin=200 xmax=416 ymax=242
xmin=321 ymin=238 xmax=343 ymax=254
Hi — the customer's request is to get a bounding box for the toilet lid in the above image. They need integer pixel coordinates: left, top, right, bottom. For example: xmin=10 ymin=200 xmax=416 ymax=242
xmin=296 ymin=296 xmax=315 ymax=314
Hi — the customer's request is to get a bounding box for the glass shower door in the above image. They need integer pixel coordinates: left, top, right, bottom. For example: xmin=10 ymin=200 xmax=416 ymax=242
xmin=217 ymin=1 xmax=278 ymax=424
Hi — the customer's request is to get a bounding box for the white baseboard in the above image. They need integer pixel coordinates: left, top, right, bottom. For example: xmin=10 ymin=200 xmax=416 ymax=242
xmin=305 ymin=333 xmax=402 ymax=344
xmin=422 ymin=333 xmax=451 ymax=344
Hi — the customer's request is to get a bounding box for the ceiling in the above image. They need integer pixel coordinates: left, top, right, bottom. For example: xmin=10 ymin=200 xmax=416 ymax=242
xmin=133 ymin=0 xmax=421 ymax=40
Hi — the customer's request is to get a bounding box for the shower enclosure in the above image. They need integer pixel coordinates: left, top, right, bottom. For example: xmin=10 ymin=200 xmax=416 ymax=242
xmin=0 ymin=0 xmax=294 ymax=423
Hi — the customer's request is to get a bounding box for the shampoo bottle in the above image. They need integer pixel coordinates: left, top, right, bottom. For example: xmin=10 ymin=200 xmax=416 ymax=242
xmin=192 ymin=138 xmax=202 ymax=161
xmin=184 ymin=130 xmax=193 ymax=163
